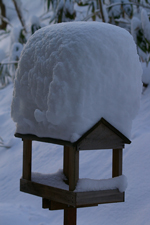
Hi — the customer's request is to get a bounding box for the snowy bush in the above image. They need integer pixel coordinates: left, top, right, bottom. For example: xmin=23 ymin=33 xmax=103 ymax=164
xmin=50 ymin=0 xmax=76 ymax=23
xmin=10 ymin=43 xmax=23 ymax=62
xmin=131 ymin=8 xmax=150 ymax=63
xmin=9 ymin=43 xmax=23 ymax=79
xmin=11 ymin=22 xmax=142 ymax=142
xmin=0 ymin=48 xmax=10 ymax=89
xmin=30 ymin=15 xmax=41 ymax=34
xmin=108 ymin=0 xmax=132 ymax=20
xmin=0 ymin=62 xmax=11 ymax=89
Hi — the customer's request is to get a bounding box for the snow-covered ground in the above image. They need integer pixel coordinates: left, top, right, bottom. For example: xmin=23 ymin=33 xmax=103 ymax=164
xmin=0 ymin=79 xmax=150 ymax=225
xmin=0 ymin=1 xmax=150 ymax=224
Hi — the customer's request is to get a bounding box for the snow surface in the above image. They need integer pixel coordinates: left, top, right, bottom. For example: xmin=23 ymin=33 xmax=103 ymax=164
xmin=10 ymin=25 xmax=22 ymax=47
xmin=75 ymin=174 xmax=127 ymax=193
xmin=1 ymin=1 xmax=150 ymax=223
xmin=0 ymin=48 xmax=5 ymax=62
xmin=30 ymin=15 xmax=41 ymax=27
xmin=141 ymin=62 xmax=150 ymax=85
xmin=11 ymin=22 xmax=142 ymax=142
xmin=10 ymin=42 xmax=23 ymax=61
xmin=1 ymin=80 xmax=150 ymax=225
xmin=32 ymin=169 xmax=127 ymax=193
xmin=108 ymin=0 xmax=121 ymax=18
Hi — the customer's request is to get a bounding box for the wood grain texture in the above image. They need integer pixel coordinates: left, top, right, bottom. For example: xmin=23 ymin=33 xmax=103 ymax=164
xmin=20 ymin=179 xmax=75 ymax=206
xmin=77 ymin=122 xmax=125 ymax=150
xmin=76 ymin=189 xmax=124 ymax=206
xmin=20 ymin=179 xmax=124 ymax=207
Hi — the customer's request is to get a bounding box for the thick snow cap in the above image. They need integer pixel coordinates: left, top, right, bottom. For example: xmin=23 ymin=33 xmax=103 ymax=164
xmin=11 ymin=22 xmax=142 ymax=142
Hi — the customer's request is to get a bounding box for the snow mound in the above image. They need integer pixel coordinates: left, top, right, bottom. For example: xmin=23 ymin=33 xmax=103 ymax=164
xmin=11 ymin=22 xmax=142 ymax=142
xmin=75 ymin=175 xmax=127 ymax=193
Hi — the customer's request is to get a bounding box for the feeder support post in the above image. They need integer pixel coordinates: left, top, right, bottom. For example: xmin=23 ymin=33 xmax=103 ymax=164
xmin=63 ymin=145 xmax=79 ymax=225
xmin=112 ymin=148 xmax=122 ymax=177
xmin=22 ymin=139 xmax=32 ymax=180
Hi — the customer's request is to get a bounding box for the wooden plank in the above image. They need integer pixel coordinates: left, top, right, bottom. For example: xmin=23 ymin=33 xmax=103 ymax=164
xmin=76 ymin=118 xmax=130 ymax=150
xmin=20 ymin=179 xmax=76 ymax=206
xmin=77 ymin=122 xmax=125 ymax=150
xmin=63 ymin=146 xmax=79 ymax=225
xmin=42 ymin=198 xmax=50 ymax=209
xmin=76 ymin=118 xmax=131 ymax=147
xmin=64 ymin=208 xmax=76 ymax=225
xmin=76 ymin=189 xmax=124 ymax=206
xmin=69 ymin=146 xmax=79 ymax=191
xmin=78 ymin=140 xmax=124 ymax=150
xmin=20 ymin=179 xmax=124 ymax=207
xmin=63 ymin=146 xmax=70 ymax=180
xmin=22 ymin=139 xmax=32 ymax=180
xmin=43 ymin=199 xmax=68 ymax=210
xmin=112 ymin=149 xmax=122 ymax=177
xmin=15 ymin=133 xmax=75 ymax=147
xmin=42 ymin=198 xmax=98 ymax=210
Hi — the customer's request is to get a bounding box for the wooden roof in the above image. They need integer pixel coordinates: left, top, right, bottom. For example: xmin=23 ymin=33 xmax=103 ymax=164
xmin=15 ymin=117 xmax=131 ymax=150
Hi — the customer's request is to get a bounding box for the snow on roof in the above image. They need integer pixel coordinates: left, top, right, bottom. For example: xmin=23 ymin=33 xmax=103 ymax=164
xmin=11 ymin=22 xmax=142 ymax=142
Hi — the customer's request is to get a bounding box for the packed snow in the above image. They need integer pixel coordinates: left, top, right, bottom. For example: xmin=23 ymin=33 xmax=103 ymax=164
xmin=11 ymin=22 xmax=142 ymax=142
xmin=32 ymin=170 xmax=127 ymax=193
xmin=75 ymin=175 xmax=127 ymax=193
xmin=1 ymin=82 xmax=150 ymax=225
xmin=32 ymin=170 xmax=69 ymax=190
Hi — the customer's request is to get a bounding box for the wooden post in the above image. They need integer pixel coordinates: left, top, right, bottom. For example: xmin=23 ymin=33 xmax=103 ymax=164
xmin=64 ymin=208 xmax=77 ymax=225
xmin=22 ymin=139 xmax=32 ymax=180
xmin=63 ymin=146 xmax=79 ymax=225
xmin=68 ymin=146 xmax=79 ymax=192
xmin=112 ymin=149 xmax=122 ymax=178
xmin=63 ymin=146 xmax=70 ymax=180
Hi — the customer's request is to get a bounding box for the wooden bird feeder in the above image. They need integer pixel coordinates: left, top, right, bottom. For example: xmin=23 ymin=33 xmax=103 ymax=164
xmin=15 ymin=117 xmax=131 ymax=225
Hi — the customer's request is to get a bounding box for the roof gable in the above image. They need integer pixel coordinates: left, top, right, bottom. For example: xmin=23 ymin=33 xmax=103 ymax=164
xmin=76 ymin=118 xmax=131 ymax=150
xmin=15 ymin=118 xmax=131 ymax=150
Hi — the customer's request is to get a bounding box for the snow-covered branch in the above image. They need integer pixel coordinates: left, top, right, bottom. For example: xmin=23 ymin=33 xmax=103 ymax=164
xmin=0 ymin=15 xmax=13 ymax=27
xmin=106 ymin=2 xmax=150 ymax=10
xmin=99 ymin=0 xmax=105 ymax=22
xmin=12 ymin=0 xmax=27 ymax=32
xmin=0 ymin=61 xmax=18 ymax=65
xmin=0 ymin=0 xmax=7 ymax=30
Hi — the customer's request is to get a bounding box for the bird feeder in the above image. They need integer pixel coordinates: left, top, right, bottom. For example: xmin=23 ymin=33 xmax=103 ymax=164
xmin=11 ymin=22 xmax=142 ymax=225
xmin=15 ymin=117 xmax=131 ymax=225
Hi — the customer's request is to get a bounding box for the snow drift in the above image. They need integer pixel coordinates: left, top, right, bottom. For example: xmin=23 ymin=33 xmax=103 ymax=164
xmin=11 ymin=22 xmax=142 ymax=142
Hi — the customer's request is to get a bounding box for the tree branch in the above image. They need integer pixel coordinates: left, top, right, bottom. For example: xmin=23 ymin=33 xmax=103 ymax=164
xmin=106 ymin=2 xmax=150 ymax=10
xmin=0 ymin=0 xmax=7 ymax=30
xmin=12 ymin=0 xmax=27 ymax=32
xmin=99 ymin=0 xmax=105 ymax=22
